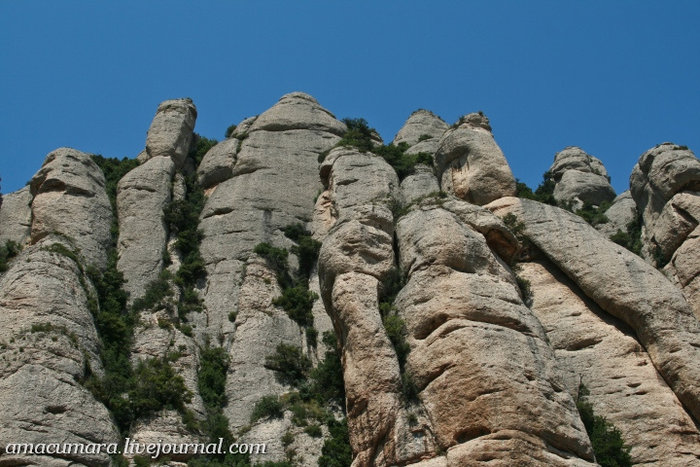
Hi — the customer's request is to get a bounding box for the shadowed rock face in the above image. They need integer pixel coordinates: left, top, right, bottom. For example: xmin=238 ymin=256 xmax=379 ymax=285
xmin=1 ymin=95 xmax=699 ymax=467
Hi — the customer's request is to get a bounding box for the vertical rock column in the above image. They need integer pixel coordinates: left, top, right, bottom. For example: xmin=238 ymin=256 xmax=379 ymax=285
xmin=0 ymin=148 xmax=119 ymax=466
xmin=548 ymin=147 xmax=616 ymax=210
xmin=317 ymin=146 xmax=409 ymax=466
xmin=116 ymin=98 xmax=206 ymax=455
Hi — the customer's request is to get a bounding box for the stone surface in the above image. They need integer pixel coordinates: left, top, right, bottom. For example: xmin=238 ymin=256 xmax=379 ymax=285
xmin=29 ymin=148 xmax=112 ymax=269
xmin=249 ymin=92 xmax=346 ymax=135
xmin=549 ymin=147 xmax=615 ymax=208
xmin=520 ymin=259 xmax=700 ymax=465
xmin=487 ymin=197 xmax=700 ymax=423
xmin=399 ymin=165 xmax=440 ymax=206
xmin=394 ymin=206 xmax=594 ymax=463
xmin=0 ymin=186 xmax=32 ymax=246
xmin=596 ymin=190 xmax=637 ymax=238
xmin=666 ymin=224 xmax=700 ymax=318
xmin=197 ymin=138 xmax=239 ymax=189
xmin=0 ymin=240 xmax=119 ymax=466
xmin=145 ymin=98 xmax=197 ymax=167
xmin=630 ymin=143 xmax=700 ymax=227
xmin=393 ymin=109 xmax=448 ymax=147
xmin=435 ymin=113 xmax=516 ymax=204
xmin=116 ymin=156 xmax=175 ymax=302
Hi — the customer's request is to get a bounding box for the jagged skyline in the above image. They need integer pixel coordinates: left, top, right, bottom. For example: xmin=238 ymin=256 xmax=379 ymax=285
xmin=1 ymin=1 xmax=699 ymax=196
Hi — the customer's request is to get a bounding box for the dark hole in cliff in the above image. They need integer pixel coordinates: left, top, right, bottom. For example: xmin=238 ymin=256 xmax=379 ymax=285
xmin=45 ymin=405 xmax=67 ymax=414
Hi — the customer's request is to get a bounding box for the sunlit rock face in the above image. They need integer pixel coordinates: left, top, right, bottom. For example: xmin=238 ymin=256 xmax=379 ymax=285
xmin=1 ymin=94 xmax=699 ymax=467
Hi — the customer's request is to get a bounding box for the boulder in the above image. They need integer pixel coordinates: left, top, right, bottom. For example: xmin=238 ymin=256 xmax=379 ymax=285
xmin=549 ymin=147 xmax=615 ymax=208
xmin=596 ymin=190 xmax=637 ymax=238
xmin=197 ymin=138 xmax=239 ymax=189
xmin=435 ymin=113 xmax=516 ymax=204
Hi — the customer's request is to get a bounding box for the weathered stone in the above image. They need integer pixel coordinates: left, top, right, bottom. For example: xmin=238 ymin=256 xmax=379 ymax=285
xmin=145 ymin=98 xmax=197 ymax=167
xmin=666 ymin=225 xmax=700 ymax=318
xmin=249 ymin=92 xmax=346 ymax=135
xmin=520 ymin=259 xmax=700 ymax=465
xmin=117 ymin=156 xmax=175 ymax=302
xmin=30 ymin=148 xmax=112 ymax=269
xmin=435 ymin=114 xmax=516 ymax=204
xmin=395 ymin=207 xmax=594 ymax=462
xmin=596 ymin=191 xmax=637 ymax=238
xmin=630 ymin=142 xmax=700 ymax=229
xmin=549 ymin=147 xmax=615 ymax=208
xmin=0 ymin=240 xmax=119 ymax=466
xmin=400 ymin=165 xmax=440 ymax=206
xmin=646 ymin=191 xmax=700 ymax=262
xmin=197 ymin=138 xmax=239 ymax=189
xmin=487 ymin=197 xmax=700 ymax=422
xmin=393 ymin=110 xmax=448 ymax=147
xmin=0 ymin=186 xmax=32 ymax=246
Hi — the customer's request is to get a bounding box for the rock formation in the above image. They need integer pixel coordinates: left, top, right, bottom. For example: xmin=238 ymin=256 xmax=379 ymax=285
xmin=548 ymin=147 xmax=616 ymax=209
xmin=1 ymin=93 xmax=699 ymax=467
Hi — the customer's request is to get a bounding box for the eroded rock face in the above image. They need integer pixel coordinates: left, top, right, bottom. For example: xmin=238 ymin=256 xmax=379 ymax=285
xmin=394 ymin=205 xmax=594 ymax=465
xmin=29 ymin=148 xmax=112 ymax=269
xmin=435 ymin=113 xmax=516 ymax=205
xmin=0 ymin=243 xmax=118 ymax=466
xmin=145 ymin=98 xmax=197 ymax=167
xmin=393 ymin=109 xmax=448 ymax=147
xmin=629 ymin=143 xmax=700 ymax=314
xmin=197 ymin=137 xmax=239 ymax=189
xmin=596 ymin=190 xmax=637 ymax=238
xmin=520 ymin=259 xmax=700 ymax=465
xmin=117 ymin=156 xmax=175 ymax=302
xmin=487 ymin=197 xmax=700 ymax=423
xmin=0 ymin=186 xmax=32 ymax=245
xmin=198 ymin=93 xmax=341 ymax=345
xmin=549 ymin=147 xmax=615 ymax=209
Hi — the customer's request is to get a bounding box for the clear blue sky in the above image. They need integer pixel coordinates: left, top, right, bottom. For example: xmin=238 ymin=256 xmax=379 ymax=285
xmin=1 ymin=1 xmax=699 ymax=195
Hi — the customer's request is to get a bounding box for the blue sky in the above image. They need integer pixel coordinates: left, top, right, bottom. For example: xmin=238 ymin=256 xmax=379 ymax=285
xmin=1 ymin=1 xmax=699 ymax=195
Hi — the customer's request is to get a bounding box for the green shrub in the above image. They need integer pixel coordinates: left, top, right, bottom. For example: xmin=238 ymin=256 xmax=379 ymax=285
xmin=283 ymin=224 xmax=321 ymax=279
xmin=189 ymin=134 xmax=218 ymax=167
xmin=515 ymin=179 xmax=537 ymax=200
xmin=0 ymin=240 xmax=20 ymax=272
xmin=609 ymin=215 xmax=642 ymax=256
xmin=575 ymin=201 xmax=610 ymax=227
xmin=515 ymin=274 xmax=532 ymax=306
xmin=129 ymin=357 xmax=192 ymax=418
xmin=225 ymin=124 xmax=237 ymax=138
xmin=305 ymin=326 xmax=318 ymax=348
xmin=304 ymin=424 xmax=322 ymax=438
xmin=265 ymin=343 xmax=312 ymax=387
xmin=254 ymin=243 xmax=291 ymax=286
xmin=318 ymin=418 xmax=352 ymax=467
xmin=576 ymin=384 xmax=631 ymax=467
xmin=91 ymin=155 xmax=140 ymax=213
xmin=417 ymin=134 xmax=432 ymax=142
xmin=198 ymin=345 xmax=229 ymax=409
xmin=374 ymin=143 xmax=433 ymax=181
xmin=251 ymin=395 xmax=284 ymax=422
xmin=131 ymin=270 xmax=174 ymax=313
xmin=337 ymin=118 xmax=374 ymax=152
xmin=383 ymin=314 xmax=410 ymax=372
xmin=273 ymin=285 xmax=318 ymax=328
xmin=308 ymin=332 xmax=346 ymax=408
xmin=533 ymin=171 xmax=557 ymax=206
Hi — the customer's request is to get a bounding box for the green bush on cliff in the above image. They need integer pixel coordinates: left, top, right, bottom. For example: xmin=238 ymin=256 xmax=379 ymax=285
xmin=576 ymin=383 xmax=632 ymax=466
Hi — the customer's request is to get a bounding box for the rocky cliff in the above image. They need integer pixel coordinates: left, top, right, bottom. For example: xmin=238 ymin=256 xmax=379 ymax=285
xmin=0 ymin=93 xmax=699 ymax=467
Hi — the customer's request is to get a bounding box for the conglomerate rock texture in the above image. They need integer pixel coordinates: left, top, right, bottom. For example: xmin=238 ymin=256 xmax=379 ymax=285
xmin=0 ymin=93 xmax=699 ymax=467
